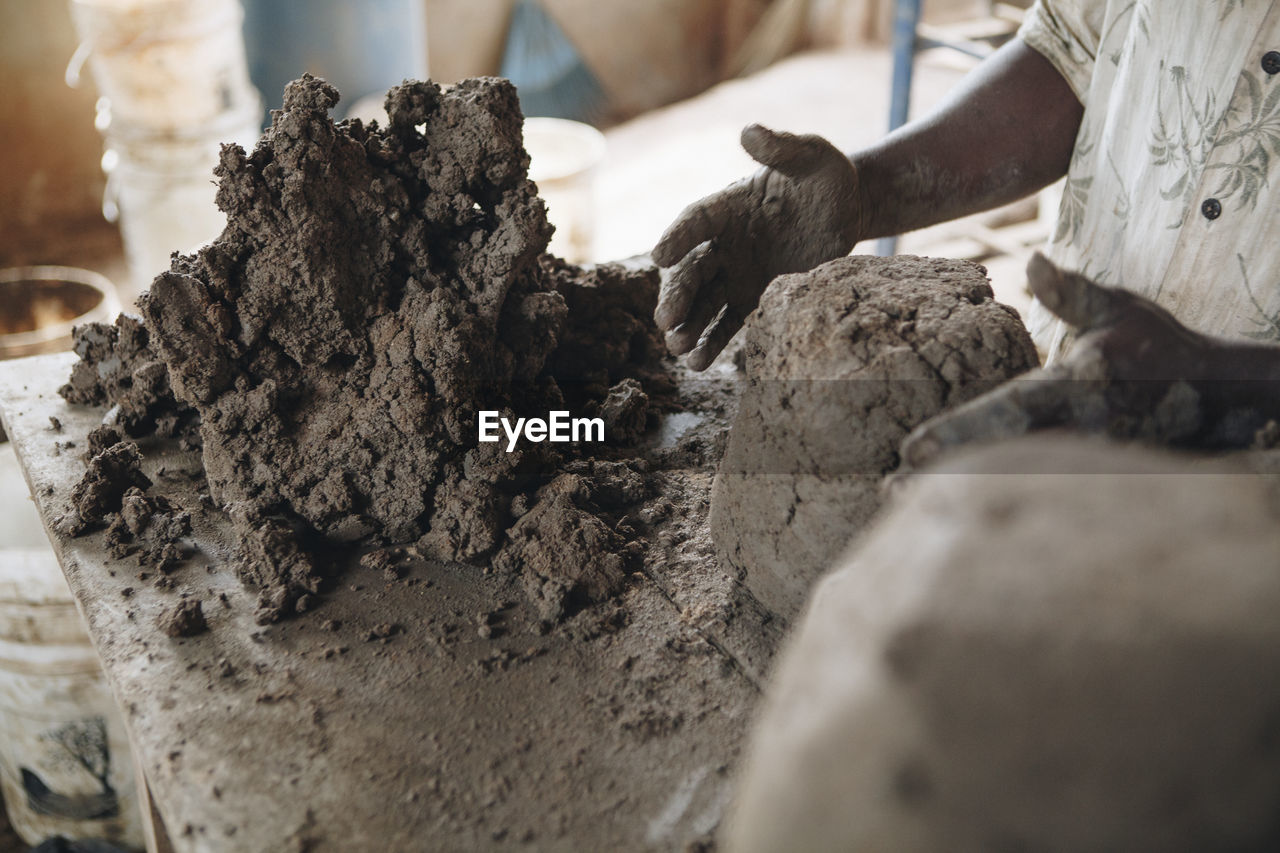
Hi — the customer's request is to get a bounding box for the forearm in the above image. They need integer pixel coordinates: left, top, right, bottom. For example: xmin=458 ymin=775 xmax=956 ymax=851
xmin=851 ymin=39 xmax=1084 ymax=240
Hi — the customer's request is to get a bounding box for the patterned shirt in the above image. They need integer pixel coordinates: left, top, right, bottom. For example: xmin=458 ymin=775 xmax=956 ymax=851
xmin=1019 ymin=1 xmax=1280 ymax=361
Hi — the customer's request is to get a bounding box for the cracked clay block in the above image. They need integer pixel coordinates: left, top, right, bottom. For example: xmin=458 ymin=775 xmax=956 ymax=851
xmin=710 ymin=255 xmax=1038 ymax=620
xmin=725 ymin=436 xmax=1280 ymax=852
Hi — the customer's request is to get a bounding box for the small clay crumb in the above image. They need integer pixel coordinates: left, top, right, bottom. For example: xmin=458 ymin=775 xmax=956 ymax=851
xmin=321 ymin=619 xmax=341 ymax=632
xmin=476 ymin=610 xmax=504 ymax=640
xmin=367 ymin=623 xmax=402 ymax=642
xmin=600 ymin=378 xmax=649 ymax=446
xmin=48 ymin=416 xmax=62 ymax=432
xmin=360 ymin=548 xmax=409 ymax=581
xmin=86 ymin=424 xmax=124 ymax=457
xmin=160 ymin=598 xmax=207 ymax=638
xmin=121 ymin=587 xmax=134 ymax=598
xmin=360 ymin=549 xmax=393 ymax=571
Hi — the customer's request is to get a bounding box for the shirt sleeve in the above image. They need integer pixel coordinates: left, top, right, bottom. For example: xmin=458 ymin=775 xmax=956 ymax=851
xmin=1018 ymin=0 xmax=1108 ymax=105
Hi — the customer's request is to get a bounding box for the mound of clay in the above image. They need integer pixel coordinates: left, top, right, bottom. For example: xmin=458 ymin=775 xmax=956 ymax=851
xmin=710 ymin=255 xmax=1037 ymax=619
xmin=67 ymin=74 xmax=663 ymax=623
xmin=726 ymin=436 xmax=1280 ymax=852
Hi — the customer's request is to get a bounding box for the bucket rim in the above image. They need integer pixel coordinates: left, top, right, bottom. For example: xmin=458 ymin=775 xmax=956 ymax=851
xmin=0 ymin=266 xmax=121 ymax=357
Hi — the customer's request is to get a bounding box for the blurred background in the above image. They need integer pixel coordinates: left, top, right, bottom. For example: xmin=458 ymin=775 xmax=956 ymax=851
xmin=2 ymin=0 xmax=1043 ymax=312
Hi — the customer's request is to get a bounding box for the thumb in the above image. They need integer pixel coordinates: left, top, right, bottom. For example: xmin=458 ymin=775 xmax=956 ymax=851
xmin=740 ymin=124 xmax=845 ymax=180
xmin=1027 ymin=252 xmax=1135 ymax=331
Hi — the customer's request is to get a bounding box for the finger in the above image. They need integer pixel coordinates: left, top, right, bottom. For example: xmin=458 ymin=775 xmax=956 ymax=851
xmin=654 ymin=243 xmax=718 ymax=332
xmin=899 ymin=370 xmax=1093 ymax=468
xmin=687 ymin=306 xmax=746 ymax=371
xmin=664 ymin=277 xmax=729 ymax=356
xmin=740 ymin=124 xmax=843 ymax=180
xmin=1027 ymin=252 xmax=1135 ymax=331
xmin=653 ymin=193 xmax=734 ymax=268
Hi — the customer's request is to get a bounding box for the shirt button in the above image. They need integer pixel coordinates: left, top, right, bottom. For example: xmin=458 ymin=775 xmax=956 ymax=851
xmin=1201 ymin=198 xmax=1222 ymax=220
xmin=1264 ymin=51 xmax=1280 ymax=75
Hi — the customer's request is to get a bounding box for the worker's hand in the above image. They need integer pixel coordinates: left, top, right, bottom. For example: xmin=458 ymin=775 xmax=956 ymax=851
xmin=898 ymin=252 xmax=1279 ymax=470
xmin=652 ymin=125 xmax=861 ymax=370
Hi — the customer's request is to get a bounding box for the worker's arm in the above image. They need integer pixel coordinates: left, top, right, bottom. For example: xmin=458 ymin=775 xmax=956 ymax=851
xmin=653 ymin=39 xmax=1083 ymax=369
xmin=851 ymin=39 xmax=1082 ymax=240
xmin=898 ymin=253 xmax=1280 ymax=468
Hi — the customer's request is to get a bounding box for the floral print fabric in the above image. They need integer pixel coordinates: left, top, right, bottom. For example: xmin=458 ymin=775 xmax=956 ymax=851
xmin=1019 ymin=1 xmax=1280 ymax=360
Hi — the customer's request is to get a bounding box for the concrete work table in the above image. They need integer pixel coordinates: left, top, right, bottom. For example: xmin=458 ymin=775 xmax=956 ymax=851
xmin=0 ymin=352 xmax=777 ymax=852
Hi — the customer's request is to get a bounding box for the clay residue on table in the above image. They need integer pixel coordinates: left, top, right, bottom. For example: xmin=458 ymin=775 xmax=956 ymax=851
xmin=63 ymin=74 xmax=667 ymax=624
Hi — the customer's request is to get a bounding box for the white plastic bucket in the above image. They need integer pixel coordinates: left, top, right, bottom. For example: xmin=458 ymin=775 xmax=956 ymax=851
xmin=68 ymin=0 xmax=261 ymax=134
xmin=67 ymin=0 xmax=263 ymax=302
xmin=101 ymin=125 xmax=257 ymax=304
xmin=524 ymin=117 xmax=606 ymax=263
xmin=0 ymin=447 xmax=143 ymax=847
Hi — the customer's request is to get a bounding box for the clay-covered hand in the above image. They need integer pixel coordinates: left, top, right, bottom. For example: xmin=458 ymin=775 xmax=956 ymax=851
xmin=899 ymin=252 xmax=1280 ymax=469
xmin=652 ymin=124 xmax=862 ymax=370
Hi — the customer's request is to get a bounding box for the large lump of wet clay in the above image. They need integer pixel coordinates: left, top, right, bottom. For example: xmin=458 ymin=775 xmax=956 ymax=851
xmin=724 ymin=436 xmax=1280 ymax=852
xmin=126 ymin=74 xmax=661 ymax=621
xmin=710 ymin=255 xmax=1037 ymax=619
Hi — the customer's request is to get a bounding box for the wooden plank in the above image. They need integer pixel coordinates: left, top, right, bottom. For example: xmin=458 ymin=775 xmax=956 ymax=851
xmin=0 ymin=353 xmax=766 ymax=852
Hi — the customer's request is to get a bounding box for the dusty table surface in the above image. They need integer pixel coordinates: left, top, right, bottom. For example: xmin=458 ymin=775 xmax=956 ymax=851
xmin=0 ymin=352 xmax=779 ymax=852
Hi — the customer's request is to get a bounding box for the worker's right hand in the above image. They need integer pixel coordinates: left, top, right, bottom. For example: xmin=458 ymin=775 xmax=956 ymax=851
xmin=896 ymin=252 xmax=1280 ymax=472
xmin=652 ymin=124 xmax=862 ymax=370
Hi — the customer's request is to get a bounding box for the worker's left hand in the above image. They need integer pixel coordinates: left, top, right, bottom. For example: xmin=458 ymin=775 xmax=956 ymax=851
xmin=898 ymin=252 xmax=1280 ymax=470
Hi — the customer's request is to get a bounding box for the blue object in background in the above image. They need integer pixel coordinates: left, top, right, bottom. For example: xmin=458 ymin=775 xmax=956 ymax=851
xmin=876 ymin=0 xmax=922 ymax=258
xmin=241 ymin=0 xmax=427 ymax=123
xmin=500 ymin=0 xmax=607 ymax=124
